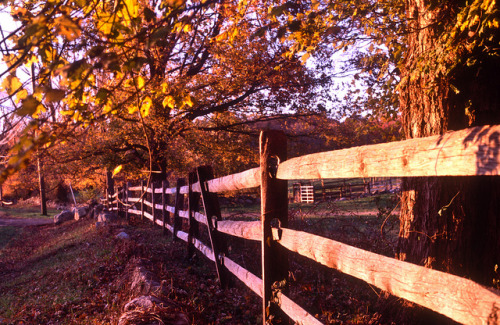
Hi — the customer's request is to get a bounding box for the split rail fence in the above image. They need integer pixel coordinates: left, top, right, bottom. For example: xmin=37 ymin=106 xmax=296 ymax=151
xmin=107 ymin=126 xmax=500 ymax=325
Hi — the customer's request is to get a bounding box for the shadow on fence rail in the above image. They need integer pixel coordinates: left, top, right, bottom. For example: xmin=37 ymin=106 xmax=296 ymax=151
xmin=106 ymin=127 xmax=500 ymax=325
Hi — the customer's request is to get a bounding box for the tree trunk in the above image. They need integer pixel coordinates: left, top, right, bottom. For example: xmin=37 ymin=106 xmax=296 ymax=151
xmin=398 ymin=0 xmax=500 ymax=287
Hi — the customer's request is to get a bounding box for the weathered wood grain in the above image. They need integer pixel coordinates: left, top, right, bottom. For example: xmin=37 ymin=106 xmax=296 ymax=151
xmin=277 ymin=125 xmax=500 ymax=179
xmin=217 ymin=220 xmax=261 ymax=241
xmin=207 ymin=167 xmax=260 ymax=193
xmin=274 ymin=227 xmax=500 ymax=325
xmin=213 ymin=219 xmax=500 ymax=324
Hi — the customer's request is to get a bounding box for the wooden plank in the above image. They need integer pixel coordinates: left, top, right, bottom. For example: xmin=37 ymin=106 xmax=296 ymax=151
xmin=188 ymin=171 xmax=201 ymax=259
xmin=179 ymin=185 xmax=189 ymax=194
xmin=128 ymin=209 xmax=142 ymax=216
xmin=143 ymin=200 xmax=153 ymax=208
xmin=140 ymin=180 xmax=145 ymax=221
xmin=144 ymin=211 xmax=153 ymax=221
xmin=151 ymin=182 xmax=156 ymax=225
xmin=224 ymin=256 xmax=263 ymax=297
xmin=193 ymin=237 xmax=215 ymax=262
xmin=128 ymin=185 xmax=142 ymax=191
xmin=276 ymin=292 xmax=323 ymax=325
xmin=276 ymin=125 xmax=500 ymax=179
xmin=217 ymin=220 xmax=261 ymax=241
xmin=178 ymin=209 xmax=189 ymax=219
xmin=274 ymin=227 xmax=500 ymax=325
xmin=197 ymin=165 xmax=229 ymax=287
xmin=176 ymin=230 xmax=189 ymax=242
xmin=128 ymin=197 xmax=140 ymax=203
xmin=223 ymin=257 xmax=322 ymax=325
xmin=173 ymin=178 xmax=186 ymax=241
xmin=162 ymin=180 xmax=168 ymax=235
xmin=206 ymin=167 xmax=261 ymax=193
xmin=260 ymin=130 xmax=289 ymax=324
xmin=125 ymin=182 xmax=129 ymax=221
xmin=166 ymin=205 xmax=175 ymax=214
xmin=187 ymin=168 xmax=260 ymax=194
xmin=165 ymin=187 xmax=177 ymax=194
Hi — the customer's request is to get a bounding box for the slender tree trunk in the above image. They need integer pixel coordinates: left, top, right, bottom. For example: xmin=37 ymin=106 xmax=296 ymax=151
xmin=398 ymin=0 xmax=500 ymax=287
xmin=37 ymin=156 xmax=47 ymax=215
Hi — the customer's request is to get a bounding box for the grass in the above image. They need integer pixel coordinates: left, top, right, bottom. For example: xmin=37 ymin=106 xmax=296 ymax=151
xmin=0 ymin=226 xmax=20 ymax=250
xmin=0 ymin=206 xmax=59 ymax=219
xmin=0 ymin=220 xmax=129 ymax=323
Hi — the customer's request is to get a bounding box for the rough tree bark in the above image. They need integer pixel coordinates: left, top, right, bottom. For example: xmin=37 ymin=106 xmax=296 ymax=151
xmin=398 ymin=0 xmax=500 ymax=287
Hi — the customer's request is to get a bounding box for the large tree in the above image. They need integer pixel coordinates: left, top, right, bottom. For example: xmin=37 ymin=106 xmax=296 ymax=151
xmin=265 ymin=0 xmax=500 ymax=288
xmin=397 ymin=0 xmax=500 ymax=286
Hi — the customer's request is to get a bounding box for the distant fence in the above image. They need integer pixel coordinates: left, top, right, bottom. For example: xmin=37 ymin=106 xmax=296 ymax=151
xmin=107 ymin=126 xmax=500 ymax=325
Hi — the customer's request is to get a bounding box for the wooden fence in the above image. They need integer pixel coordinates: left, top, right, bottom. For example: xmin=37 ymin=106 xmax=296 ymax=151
xmin=107 ymin=126 xmax=500 ymax=325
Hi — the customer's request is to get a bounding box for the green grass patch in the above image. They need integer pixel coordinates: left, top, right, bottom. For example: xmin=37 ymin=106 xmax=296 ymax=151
xmin=0 ymin=206 xmax=58 ymax=219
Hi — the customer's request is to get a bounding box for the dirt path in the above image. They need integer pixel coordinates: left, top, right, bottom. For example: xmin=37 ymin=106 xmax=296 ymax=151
xmin=0 ymin=217 xmax=53 ymax=227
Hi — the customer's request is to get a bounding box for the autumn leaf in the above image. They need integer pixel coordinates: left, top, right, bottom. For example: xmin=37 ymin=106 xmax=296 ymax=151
xmin=54 ymin=16 xmax=81 ymax=41
xmin=1 ymin=75 xmax=23 ymax=95
xmin=140 ymin=96 xmax=152 ymax=117
xmin=45 ymin=89 xmax=66 ymax=103
xmin=112 ymin=165 xmax=123 ymax=177
xmin=162 ymin=95 xmax=175 ymax=109
xmin=17 ymin=96 xmax=44 ymax=117
xmin=136 ymin=76 xmax=145 ymax=89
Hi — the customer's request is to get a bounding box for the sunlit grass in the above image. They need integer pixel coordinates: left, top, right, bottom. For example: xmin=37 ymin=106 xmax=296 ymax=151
xmin=0 ymin=206 xmax=58 ymax=219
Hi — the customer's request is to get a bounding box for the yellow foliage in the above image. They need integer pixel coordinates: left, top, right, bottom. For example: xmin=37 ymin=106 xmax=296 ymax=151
xmin=1 ymin=75 xmax=23 ymax=95
xmin=112 ymin=165 xmax=123 ymax=177
xmin=163 ymin=95 xmax=176 ymax=109
xmin=54 ymin=15 xmax=81 ymax=41
xmin=140 ymin=96 xmax=152 ymax=117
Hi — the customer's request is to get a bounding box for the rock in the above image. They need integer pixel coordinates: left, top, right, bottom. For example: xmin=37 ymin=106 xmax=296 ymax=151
xmin=130 ymin=265 xmax=161 ymax=296
xmin=116 ymin=232 xmax=130 ymax=240
xmin=97 ymin=211 xmax=117 ymax=223
xmin=74 ymin=206 xmax=88 ymax=221
xmin=54 ymin=210 xmax=75 ymax=225
xmin=123 ymin=295 xmax=164 ymax=311
xmin=92 ymin=204 xmax=104 ymax=220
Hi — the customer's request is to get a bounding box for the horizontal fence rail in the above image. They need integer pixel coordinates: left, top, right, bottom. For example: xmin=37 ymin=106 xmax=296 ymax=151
xmin=106 ymin=126 xmax=500 ymax=325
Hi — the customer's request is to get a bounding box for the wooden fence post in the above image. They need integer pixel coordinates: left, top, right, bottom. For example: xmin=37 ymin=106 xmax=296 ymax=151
xmin=260 ymin=130 xmax=289 ymax=325
xmin=162 ymin=180 xmax=168 ymax=234
xmin=106 ymin=170 xmax=114 ymax=208
xmin=125 ymin=182 xmax=130 ymax=221
xmin=117 ymin=186 xmax=122 ymax=217
xmin=141 ymin=180 xmax=145 ymax=221
xmin=115 ymin=184 xmax=119 ymax=214
xmin=197 ymin=166 xmax=229 ymax=287
xmin=173 ymin=178 xmax=185 ymax=241
xmin=188 ymin=171 xmax=201 ymax=258
xmin=152 ymin=181 xmax=156 ymax=225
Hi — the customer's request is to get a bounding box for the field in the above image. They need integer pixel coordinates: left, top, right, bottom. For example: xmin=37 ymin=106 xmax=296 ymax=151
xmin=0 ymin=200 xmax=454 ymax=324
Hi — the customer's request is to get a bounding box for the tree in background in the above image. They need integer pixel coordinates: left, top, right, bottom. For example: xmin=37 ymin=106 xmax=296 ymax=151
xmin=0 ymin=0 xmax=332 ymax=183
